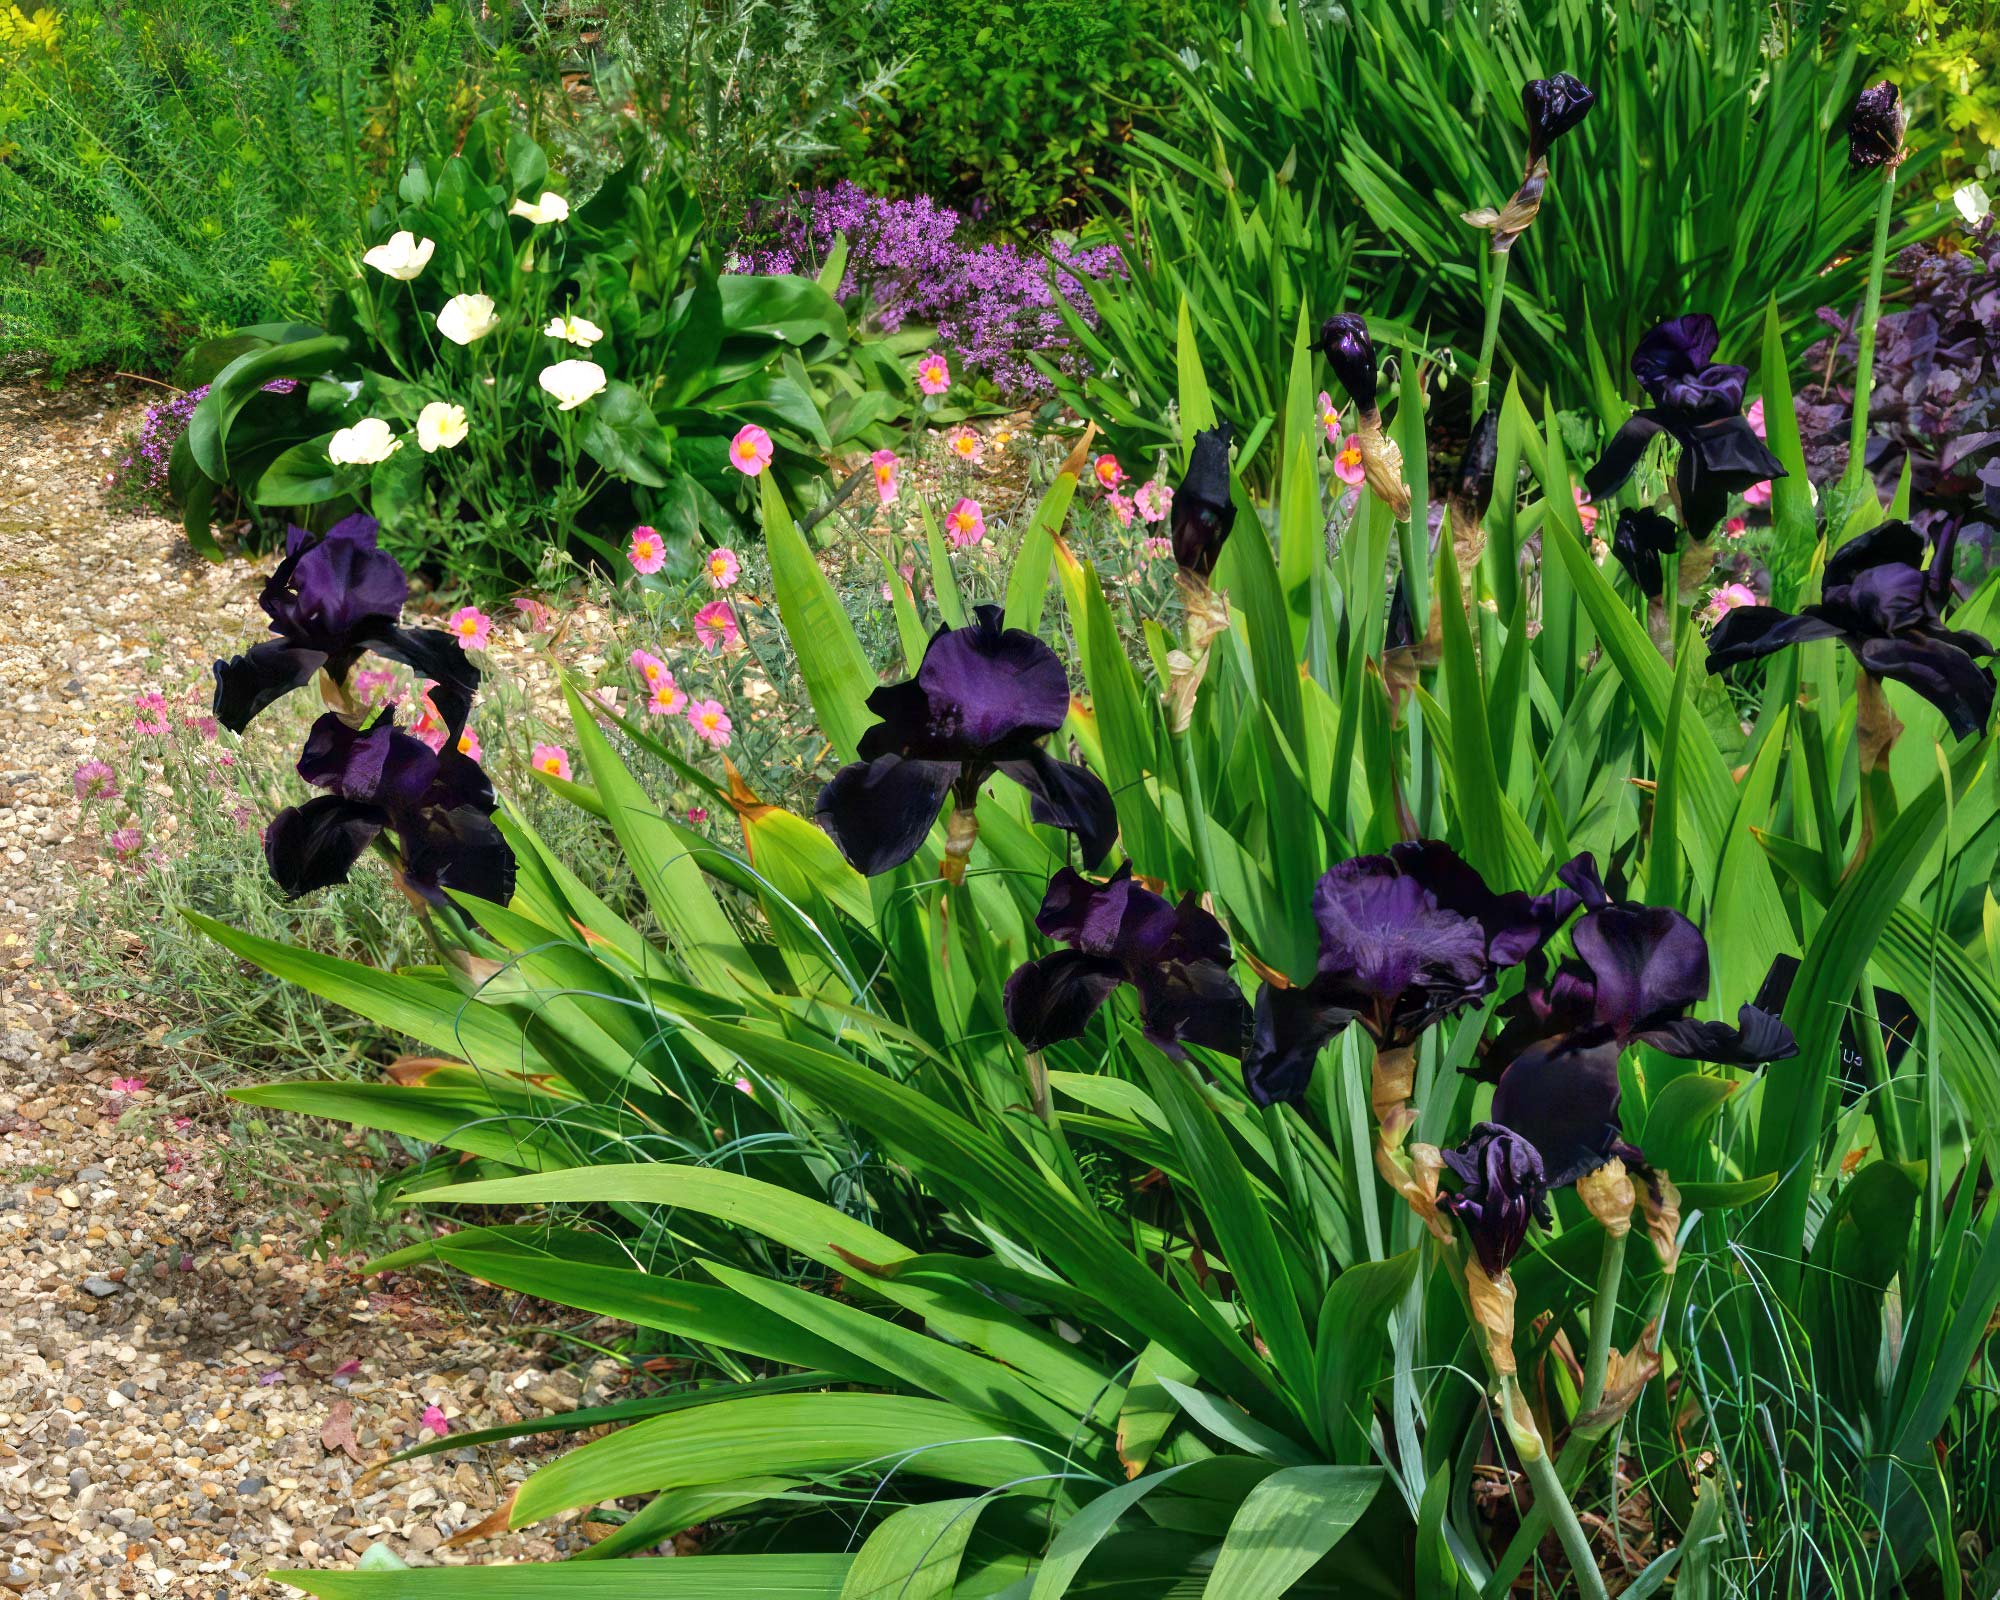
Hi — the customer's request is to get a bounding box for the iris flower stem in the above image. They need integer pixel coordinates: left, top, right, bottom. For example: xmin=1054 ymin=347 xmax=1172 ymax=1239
xmin=1578 ymin=1227 xmax=1628 ymax=1420
xmin=1514 ymin=1424 xmax=1612 ymax=1600
xmin=1843 ymin=167 xmax=1898 ymax=498
xmin=1470 ymin=248 xmax=1513 ymax=424
xmin=1168 ymin=721 xmax=1221 ymax=904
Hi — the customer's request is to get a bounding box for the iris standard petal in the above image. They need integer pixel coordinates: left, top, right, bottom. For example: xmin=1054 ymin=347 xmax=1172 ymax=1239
xmin=814 ymin=754 xmax=961 ymax=876
xmin=1033 ymin=863 xmax=1179 ymax=959
xmin=1568 ymin=902 xmax=1711 ymax=1033
xmin=1243 ymin=980 xmax=1360 ymax=1107
xmin=212 ymin=641 xmax=328 ymax=733
xmin=1631 ymin=315 xmax=1721 ymax=400
xmin=1312 ymin=858 xmax=1491 ymax=1011
xmin=994 ymin=748 xmax=1119 ymax=869
xmin=265 ymin=795 xmax=387 ymax=898
xmin=915 ymin=604 xmax=1071 ymax=754
xmin=270 ymin=518 xmax=409 ymax=639
xmin=1002 ymin=949 xmax=1128 ymax=1051
xmin=1825 ymin=520 xmax=1926 ymax=588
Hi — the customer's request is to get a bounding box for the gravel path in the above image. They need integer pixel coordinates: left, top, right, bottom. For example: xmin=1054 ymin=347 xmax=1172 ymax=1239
xmin=0 ymin=381 xmax=598 ymax=1596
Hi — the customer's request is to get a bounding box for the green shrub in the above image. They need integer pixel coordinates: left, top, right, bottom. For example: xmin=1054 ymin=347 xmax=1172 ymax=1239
xmin=826 ymin=0 xmax=1198 ymax=225
xmin=0 ymin=0 xmax=536 ymax=380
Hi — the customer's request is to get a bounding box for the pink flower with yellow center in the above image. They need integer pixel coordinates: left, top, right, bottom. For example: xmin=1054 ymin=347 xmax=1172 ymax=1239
xmin=1106 ymin=491 xmax=1134 ymax=528
xmin=728 ymin=424 xmax=774 ymax=477
xmin=687 ymin=698 xmax=733 ymax=748
xmin=1573 ymin=486 xmax=1599 ymax=535
xmin=531 ymin=744 xmax=572 ymax=780
xmin=629 ymin=525 xmax=666 ymax=575
xmin=514 ymin=596 xmax=554 ymax=632
xmin=1317 ymin=390 xmax=1343 ymax=444
xmin=1742 ymin=479 xmax=1772 ymax=509
xmin=1701 ymin=581 xmax=1759 ymax=627
xmin=694 ymin=599 xmax=743 ymax=654
xmin=448 ymin=606 xmax=493 ymax=650
xmin=1091 ymin=453 xmax=1124 ymax=491
xmin=946 ymin=426 xmax=982 ymax=463
xmin=871 ymin=449 xmax=901 ymax=505
xmin=1133 ymin=480 xmax=1172 ymax=523
xmin=1333 ymin=435 xmax=1366 ymax=486
xmin=630 ymin=648 xmax=670 ymax=690
xmin=944 ymin=497 xmax=986 ymax=548
xmin=705 ymin=547 xmax=742 ymax=589
xmin=915 ymin=353 xmax=951 ymax=395
xmin=648 ymin=678 xmax=689 ymax=717
xmin=1746 ymin=397 xmax=1766 ymax=438
xmin=411 ymin=682 xmax=448 ymax=752
xmin=456 ymin=727 xmax=482 ymax=761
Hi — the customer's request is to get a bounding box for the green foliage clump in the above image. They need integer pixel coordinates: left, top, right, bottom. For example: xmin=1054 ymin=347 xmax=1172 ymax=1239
xmin=1847 ymin=0 xmax=2000 ymax=170
xmin=827 ymin=0 xmax=1195 ymax=226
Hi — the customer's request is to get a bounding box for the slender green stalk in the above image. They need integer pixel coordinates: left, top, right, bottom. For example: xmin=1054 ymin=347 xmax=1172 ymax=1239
xmin=1842 ymin=169 xmax=1897 ymax=497
xmin=1516 ymin=1431 xmax=1611 ymax=1600
xmin=1470 ymin=248 xmax=1513 ymax=424
xmin=1578 ymin=1228 xmax=1628 ymax=1417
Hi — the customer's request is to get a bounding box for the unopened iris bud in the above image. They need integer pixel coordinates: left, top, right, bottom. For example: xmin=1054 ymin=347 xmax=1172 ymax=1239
xmin=1848 ymin=81 xmax=1905 ymax=172
xmin=1440 ymin=1122 xmax=1551 ymax=1280
xmin=1522 ymin=73 xmax=1596 ymax=168
xmin=1170 ymin=424 xmax=1237 ymax=579
xmin=1449 ymin=407 xmax=1501 ymax=526
xmin=1317 ymin=314 xmax=1378 ymax=413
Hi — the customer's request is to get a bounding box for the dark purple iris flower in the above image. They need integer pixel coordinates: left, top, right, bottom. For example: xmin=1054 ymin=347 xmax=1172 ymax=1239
xmin=266 ymin=713 xmax=515 ymax=909
xmin=1585 ymin=315 xmax=1786 ymax=540
xmin=213 ymin=515 xmax=478 ymax=738
xmin=815 ymin=605 xmax=1117 ymax=877
xmin=1242 ymin=842 xmax=1582 ymax=1107
xmin=1610 ymin=507 xmax=1682 ymax=599
xmin=1003 ymin=863 xmax=1249 ymax=1058
xmin=1522 ymin=73 xmax=1596 ymax=167
xmin=1707 ymin=520 xmax=1995 ymax=737
xmin=1438 ymin=1122 xmax=1551 ymax=1278
xmin=1171 ymin=424 xmax=1237 ymax=578
xmin=1476 ymin=857 xmax=1796 ymax=1185
xmin=1317 ymin=314 xmax=1378 ymax=413
xmin=1849 ymin=81 xmax=1904 ymax=171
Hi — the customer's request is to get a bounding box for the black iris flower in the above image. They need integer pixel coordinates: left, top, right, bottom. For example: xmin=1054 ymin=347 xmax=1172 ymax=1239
xmin=1171 ymin=424 xmax=1237 ymax=578
xmin=1003 ymin=863 xmax=1249 ymax=1058
xmin=1708 ymin=521 xmax=1995 ymax=737
xmin=1522 ymin=73 xmax=1596 ymax=167
xmin=213 ymin=514 xmax=479 ymax=738
xmin=1317 ymin=314 xmax=1379 ymax=413
xmin=815 ymin=605 xmax=1118 ymax=877
xmin=1849 ymin=81 xmax=1904 ymax=171
xmin=1609 ymin=507 xmax=1683 ymax=599
xmin=1475 ymin=857 xmax=1796 ymax=1186
xmin=1243 ymin=842 xmax=1582 ymax=1107
xmin=266 ymin=713 xmax=516 ymax=909
xmin=1584 ymin=315 xmax=1786 ymax=541
xmin=1439 ymin=1122 xmax=1552 ymax=1278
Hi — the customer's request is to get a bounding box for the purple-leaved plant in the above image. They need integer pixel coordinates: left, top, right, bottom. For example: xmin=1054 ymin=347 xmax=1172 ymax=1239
xmin=1797 ymin=220 xmax=2000 ymax=560
xmin=734 ymin=183 xmax=1121 ymax=398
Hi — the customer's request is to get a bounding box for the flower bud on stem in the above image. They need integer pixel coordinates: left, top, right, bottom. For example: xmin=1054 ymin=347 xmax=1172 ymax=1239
xmin=940 ymin=803 xmax=979 ymax=887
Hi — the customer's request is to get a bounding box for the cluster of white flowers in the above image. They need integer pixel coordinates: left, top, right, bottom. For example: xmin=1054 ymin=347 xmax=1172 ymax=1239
xmin=339 ymin=189 xmax=616 ymax=468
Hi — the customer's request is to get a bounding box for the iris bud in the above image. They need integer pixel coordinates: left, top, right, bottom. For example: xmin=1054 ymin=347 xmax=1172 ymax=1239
xmin=1848 ymin=81 xmax=1905 ymax=172
xmin=1316 ymin=314 xmax=1378 ymax=413
xmin=1522 ymin=73 xmax=1596 ymax=167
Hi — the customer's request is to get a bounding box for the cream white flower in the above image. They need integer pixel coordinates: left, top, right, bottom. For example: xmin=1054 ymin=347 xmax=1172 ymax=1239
xmin=361 ymin=230 xmax=436 ymax=281
xmin=328 ymin=417 xmax=402 ymax=466
xmin=543 ymin=312 xmax=604 ymax=349
xmin=416 ymin=401 xmax=469 ymax=453
xmin=436 ymin=293 xmax=499 ymax=346
xmin=1955 ymin=182 xmax=1992 ymax=226
xmin=538 ymin=358 xmax=607 ymax=411
xmin=509 ymin=191 xmax=570 ymax=225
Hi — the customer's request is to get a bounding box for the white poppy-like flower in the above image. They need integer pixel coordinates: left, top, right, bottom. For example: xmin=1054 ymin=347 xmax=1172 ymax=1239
xmin=543 ymin=312 xmax=604 ymax=349
xmin=509 ymin=191 xmax=570 ymax=225
xmin=436 ymin=293 xmax=499 ymax=346
xmin=416 ymin=401 xmax=469 ymax=453
xmin=1955 ymin=182 xmax=1992 ymax=226
xmin=328 ymin=417 xmax=402 ymax=466
xmin=538 ymin=358 xmax=607 ymax=411
xmin=361 ymin=230 xmax=435 ymax=281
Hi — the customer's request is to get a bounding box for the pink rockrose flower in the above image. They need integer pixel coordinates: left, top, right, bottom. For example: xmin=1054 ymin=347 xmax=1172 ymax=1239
xmin=1746 ymin=397 xmax=1765 ymax=438
xmin=630 ymin=649 xmax=671 ymax=690
xmin=693 ymin=599 xmax=743 ymax=654
xmin=945 ymin=425 xmax=982 ymax=463
xmin=132 ymin=692 xmax=170 ymax=736
xmin=109 ymin=1076 xmax=146 ymax=1095
xmin=1725 ymin=517 xmax=1747 ymax=537
xmin=1742 ymin=479 xmax=1772 ymax=509
xmin=727 ymin=424 xmax=774 ymax=477
xmin=1702 ymin=581 xmax=1760 ymax=627
xmin=514 ymin=596 xmax=555 ymax=632
xmin=530 ymin=744 xmax=572 ymax=781
xmin=455 ymin=727 xmax=482 ymax=762
xmin=1091 ymin=453 xmax=1124 ymax=491
xmin=1573 ymin=486 xmax=1599 ymax=535
xmin=704 ymin=547 xmax=742 ymax=589
xmin=687 ymin=806 xmax=709 ymax=824
xmin=447 ymin=606 xmax=492 ymax=651
xmin=687 ymin=699 xmax=733 ymax=748
xmin=629 ymin=525 xmax=667 ymax=575
xmin=648 ymin=678 xmax=689 ymax=717
xmin=871 ymin=449 xmax=901 ymax=505
xmin=420 ymin=1404 xmax=451 ymax=1437
xmin=1133 ymin=480 xmax=1172 ymax=523
xmin=1333 ymin=434 xmax=1366 ymax=487
xmin=1142 ymin=535 xmax=1172 ymax=560
xmin=915 ymin=352 xmax=951 ymax=395
xmin=944 ymin=497 xmax=986 ymax=548
xmin=1317 ymin=390 xmax=1343 ymax=444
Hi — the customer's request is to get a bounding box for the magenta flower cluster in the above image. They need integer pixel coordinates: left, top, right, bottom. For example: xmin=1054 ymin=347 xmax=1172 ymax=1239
xmin=117 ymin=380 xmax=300 ymax=498
xmin=734 ymin=183 xmax=1121 ymax=397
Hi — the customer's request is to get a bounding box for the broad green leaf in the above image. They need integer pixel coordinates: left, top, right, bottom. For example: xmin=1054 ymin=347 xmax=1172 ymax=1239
xmin=1197 ymin=1465 xmax=1383 ymax=1597
xmin=762 ymin=471 xmax=878 ymax=762
xmin=840 ymin=1497 xmax=987 ymax=1600
xmin=1029 ymin=1464 xmax=1196 ymax=1600
xmin=272 ymin=1555 xmax=853 ymax=1597
xmin=1003 ymin=461 xmax=1082 ymax=634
